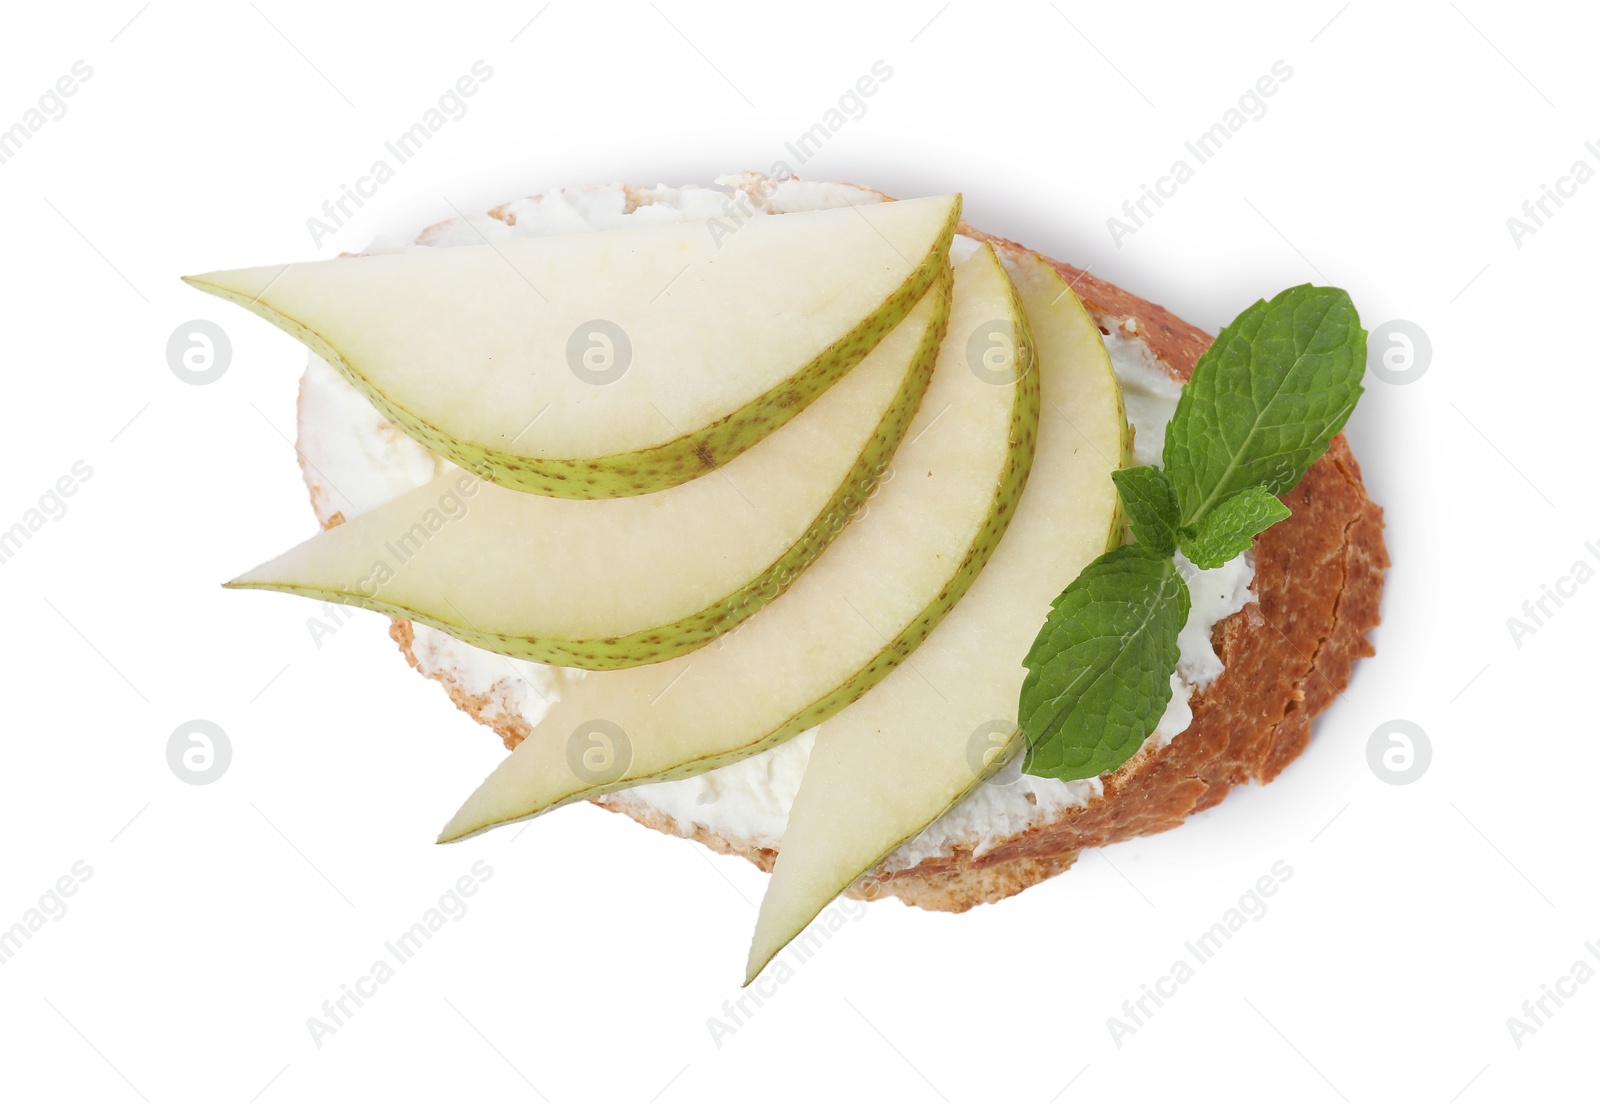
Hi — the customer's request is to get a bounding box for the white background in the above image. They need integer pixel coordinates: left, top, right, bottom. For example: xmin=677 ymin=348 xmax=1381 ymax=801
xmin=2 ymin=1 xmax=1594 ymax=1102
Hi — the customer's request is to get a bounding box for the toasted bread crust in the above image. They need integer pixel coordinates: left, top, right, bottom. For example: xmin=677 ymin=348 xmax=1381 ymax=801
xmin=298 ymin=183 xmax=1387 ymax=914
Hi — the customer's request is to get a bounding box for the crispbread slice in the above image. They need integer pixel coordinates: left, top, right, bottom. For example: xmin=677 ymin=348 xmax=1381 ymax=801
xmin=293 ymin=179 xmax=1386 ymax=913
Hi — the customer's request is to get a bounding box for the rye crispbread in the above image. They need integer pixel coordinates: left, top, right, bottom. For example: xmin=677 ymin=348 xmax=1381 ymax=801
xmin=295 ymin=180 xmax=1387 ymax=913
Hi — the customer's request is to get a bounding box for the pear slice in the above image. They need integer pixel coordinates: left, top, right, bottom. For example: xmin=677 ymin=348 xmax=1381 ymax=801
xmin=745 ymin=252 xmax=1127 ymax=983
xmin=438 ymin=244 xmax=1039 ymax=840
xmin=224 ymin=270 xmax=951 ymax=670
xmin=184 ymin=195 xmax=961 ymax=499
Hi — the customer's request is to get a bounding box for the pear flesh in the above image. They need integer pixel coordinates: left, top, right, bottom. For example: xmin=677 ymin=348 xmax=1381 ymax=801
xmin=745 ymin=252 xmax=1128 ymax=983
xmin=225 ymin=270 xmax=951 ymax=670
xmin=438 ymin=244 xmax=1041 ymax=841
xmin=185 ymin=195 xmax=961 ymax=499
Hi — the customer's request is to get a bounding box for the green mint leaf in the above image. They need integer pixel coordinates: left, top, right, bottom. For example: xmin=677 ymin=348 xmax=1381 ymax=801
xmin=1163 ymin=285 xmax=1365 ymax=528
xmin=1019 ymin=547 xmax=1189 ymax=782
xmin=1111 ymin=465 xmax=1179 ymax=557
xmin=1179 ymin=486 xmax=1291 ymax=569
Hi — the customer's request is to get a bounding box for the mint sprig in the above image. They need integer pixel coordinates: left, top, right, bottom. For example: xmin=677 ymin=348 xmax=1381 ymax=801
xmin=1020 ymin=286 xmax=1366 ymax=782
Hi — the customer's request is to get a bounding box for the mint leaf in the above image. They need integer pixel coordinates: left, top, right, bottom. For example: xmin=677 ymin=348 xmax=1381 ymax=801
xmin=1163 ymin=285 xmax=1365 ymax=528
xmin=1180 ymin=486 xmax=1291 ymax=569
xmin=1020 ymin=547 xmax=1189 ymax=782
xmin=1111 ymin=466 xmax=1179 ymax=557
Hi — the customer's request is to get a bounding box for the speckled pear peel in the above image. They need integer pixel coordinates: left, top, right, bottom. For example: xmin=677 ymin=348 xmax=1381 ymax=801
xmin=438 ymin=245 xmax=1040 ymax=842
xmin=184 ymin=195 xmax=961 ymax=498
xmin=746 ymin=252 xmax=1127 ymax=982
xmin=224 ymin=268 xmax=951 ymax=670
